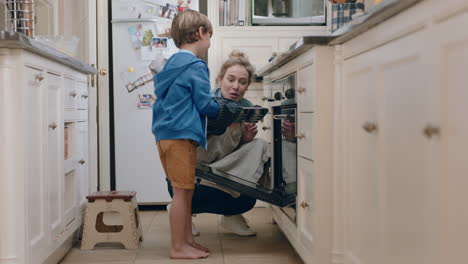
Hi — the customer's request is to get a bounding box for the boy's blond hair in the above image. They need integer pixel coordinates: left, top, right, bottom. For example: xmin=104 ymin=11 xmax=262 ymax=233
xmin=171 ymin=10 xmax=213 ymax=48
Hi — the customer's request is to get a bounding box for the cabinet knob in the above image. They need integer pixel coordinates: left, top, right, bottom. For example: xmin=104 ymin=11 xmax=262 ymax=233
xmin=81 ymin=94 xmax=88 ymax=99
xmin=79 ymin=159 xmax=86 ymax=165
xmin=297 ymin=87 xmax=306 ymax=94
xmin=362 ymin=122 xmax=378 ymax=133
xmin=300 ymin=201 xmax=309 ymax=208
xmin=99 ymin=69 xmax=108 ymax=76
xmin=70 ymin=91 xmax=77 ymax=97
xmin=35 ymin=73 xmax=44 ymax=81
xmin=297 ymin=133 xmax=306 ymax=140
xmin=262 ymin=126 xmax=271 ymax=131
xmin=423 ymin=125 xmax=440 ymax=139
xmin=49 ymin=122 xmax=58 ymax=130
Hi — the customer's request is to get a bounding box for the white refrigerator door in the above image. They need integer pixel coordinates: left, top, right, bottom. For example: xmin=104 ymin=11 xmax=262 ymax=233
xmin=111 ymin=20 xmax=171 ymax=203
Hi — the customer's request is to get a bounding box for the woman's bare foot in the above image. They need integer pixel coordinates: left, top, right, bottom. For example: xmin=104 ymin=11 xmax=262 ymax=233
xmin=191 ymin=241 xmax=210 ymax=253
xmin=170 ymin=244 xmax=210 ymax=259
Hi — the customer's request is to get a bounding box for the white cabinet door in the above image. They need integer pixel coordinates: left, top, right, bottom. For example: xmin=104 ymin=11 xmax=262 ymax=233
xmin=343 ymin=30 xmax=430 ymax=264
xmin=429 ymin=10 xmax=468 ymax=264
xmin=221 ymin=37 xmax=279 ymax=75
xmin=63 ymin=77 xmax=77 ymax=110
xmin=377 ymin=31 xmax=430 ymax=264
xmin=45 ymin=72 xmax=64 ymax=241
xmin=25 ymin=66 xmax=48 ymax=261
xmin=297 ymin=157 xmax=314 ymax=250
xmin=343 ymin=49 xmax=380 ymax=264
xmin=76 ymin=81 xmax=88 ymax=110
xmin=297 ymin=63 xmax=315 ymax=113
xmin=297 ymin=113 xmax=314 ymax=160
xmin=77 ymin=120 xmax=90 ymax=207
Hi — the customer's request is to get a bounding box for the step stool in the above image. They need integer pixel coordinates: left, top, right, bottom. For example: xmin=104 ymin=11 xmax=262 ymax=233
xmin=81 ymin=191 xmax=143 ymax=250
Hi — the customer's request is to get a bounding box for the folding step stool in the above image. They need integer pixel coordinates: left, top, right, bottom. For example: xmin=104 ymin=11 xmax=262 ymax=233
xmin=81 ymin=191 xmax=143 ymax=250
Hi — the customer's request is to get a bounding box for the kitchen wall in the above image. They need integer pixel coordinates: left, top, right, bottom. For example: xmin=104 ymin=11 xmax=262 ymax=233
xmin=57 ymin=0 xmax=91 ymax=62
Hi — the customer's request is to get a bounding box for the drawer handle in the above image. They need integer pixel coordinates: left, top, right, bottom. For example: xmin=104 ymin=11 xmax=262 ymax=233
xmin=423 ymin=125 xmax=440 ymax=139
xmin=297 ymin=87 xmax=306 ymax=94
xmin=262 ymin=126 xmax=271 ymax=131
xmin=70 ymin=91 xmax=77 ymax=97
xmin=81 ymin=94 xmax=88 ymax=99
xmin=300 ymin=201 xmax=309 ymax=208
xmin=362 ymin=122 xmax=378 ymax=133
xmin=35 ymin=73 xmax=44 ymax=81
xmin=79 ymin=159 xmax=86 ymax=165
xmin=297 ymin=133 xmax=305 ymax=140
xmin=49 ymin=122 xmax=58 ymax=130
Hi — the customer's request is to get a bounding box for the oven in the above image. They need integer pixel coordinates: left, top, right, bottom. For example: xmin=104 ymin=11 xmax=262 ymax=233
xmin=195 ymin=74 xmax=298 ymax=209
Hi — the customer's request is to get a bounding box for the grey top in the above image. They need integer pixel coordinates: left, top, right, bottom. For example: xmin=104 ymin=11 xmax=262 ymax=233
xmin=257 ymin=0 xmax=423 ymax=76
xmin=0 ymin=31 xmax=97 ymax=74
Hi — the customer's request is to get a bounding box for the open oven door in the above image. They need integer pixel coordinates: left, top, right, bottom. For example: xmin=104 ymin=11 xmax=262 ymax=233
xmin=195 ymin=104 xmax=297 ymax=208
xmin=195 ymin=164 xmax=295 ymax=207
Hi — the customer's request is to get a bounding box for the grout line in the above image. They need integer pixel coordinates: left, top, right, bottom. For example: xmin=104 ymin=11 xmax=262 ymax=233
xmin=217 ymin=215 xmax=227 ymax=264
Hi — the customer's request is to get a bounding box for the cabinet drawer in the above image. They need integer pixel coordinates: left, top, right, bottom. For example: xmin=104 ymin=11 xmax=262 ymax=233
xmin=297 ymin=64 xmax=315 ymax=113
xmin=297 ymin=113 xmax=314 ymax=160
xmin=64 ymin=77 xmax=77 ymax=110
xmin=76 ymin=81 xmax=88 ymax=110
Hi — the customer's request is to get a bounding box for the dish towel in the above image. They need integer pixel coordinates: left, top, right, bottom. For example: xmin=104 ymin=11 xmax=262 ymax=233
xmin=208 ymin=138 xmax=271 ymax=186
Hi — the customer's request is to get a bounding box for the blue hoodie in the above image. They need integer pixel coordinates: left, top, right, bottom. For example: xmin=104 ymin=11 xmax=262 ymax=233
xmin=152 ymin=51 xmax=219 ymax=149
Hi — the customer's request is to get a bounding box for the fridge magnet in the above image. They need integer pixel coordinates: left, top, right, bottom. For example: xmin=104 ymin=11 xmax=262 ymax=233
xmin=127 ymin=25 xmax=142 ymax=49
xmin=176 ymin=0 xmax=192 ymax=11
xmin=140 ymin=45 xmax=160 ymax=60
xmin=120 ymin=65 xmax=154 ymax=93
xmin=149 ymin=55 xmax=167 ymax=75
xmin=152 ymin=37 xmax=168 ymax=49
xmin=141 ymin=25 xmax=154 ymax=46
xmin=137 ymin=94 xmax=156 ymax=109
xmin=156 ymin=22 xmax=172 ymax=37
xmin=159 ymin=3 xmax=178 ymax=19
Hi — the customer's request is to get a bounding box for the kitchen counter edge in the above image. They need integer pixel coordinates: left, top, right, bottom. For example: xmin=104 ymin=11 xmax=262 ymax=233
xmin=257 ymin=0 xmax=423 ymax=76
xmin=0 ymin=31 xmax=97 ymax=75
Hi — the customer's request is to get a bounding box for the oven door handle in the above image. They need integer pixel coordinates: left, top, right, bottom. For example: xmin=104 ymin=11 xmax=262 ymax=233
xmin=273 ymin=114 xmax=295 ymax=120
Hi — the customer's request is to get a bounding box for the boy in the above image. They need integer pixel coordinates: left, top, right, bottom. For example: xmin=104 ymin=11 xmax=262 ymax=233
xmin=151 ymin=10 xmax=219 ymax=259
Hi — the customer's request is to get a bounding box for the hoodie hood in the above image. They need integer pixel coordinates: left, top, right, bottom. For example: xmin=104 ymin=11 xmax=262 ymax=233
xmin=154 ymin=53 xmax=204 ymax=97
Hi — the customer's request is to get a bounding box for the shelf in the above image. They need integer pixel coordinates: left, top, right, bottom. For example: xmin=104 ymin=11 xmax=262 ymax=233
xmin=213 ymin=25 xmax=326 ymax=32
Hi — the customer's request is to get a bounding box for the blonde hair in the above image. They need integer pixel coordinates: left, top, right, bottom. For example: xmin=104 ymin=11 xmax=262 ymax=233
xmin=171 ymin=10 xmax=213 ymax=48
xmin=217 ymin=50 xmax=255 ymax=86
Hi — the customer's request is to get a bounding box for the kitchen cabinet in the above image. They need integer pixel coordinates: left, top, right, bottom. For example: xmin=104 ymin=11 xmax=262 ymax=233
xmin=342 ymin=30 xmax=429 ymax=264
xmin=336 ymin=0 xmax=468 ymax=263
xmin=264 ymin=46 xmax=335 ymax=264
xmin=0 ymin=46 xmax=95 ymax=264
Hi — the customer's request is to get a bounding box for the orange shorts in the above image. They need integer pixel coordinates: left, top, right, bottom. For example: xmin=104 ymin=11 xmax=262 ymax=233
xmin=157 ymin=139 xmax=196 ymax=190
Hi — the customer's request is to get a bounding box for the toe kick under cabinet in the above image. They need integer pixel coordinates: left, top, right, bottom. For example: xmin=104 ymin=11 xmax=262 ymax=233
xmin=0 ymin=46 xmax=96 ymax=264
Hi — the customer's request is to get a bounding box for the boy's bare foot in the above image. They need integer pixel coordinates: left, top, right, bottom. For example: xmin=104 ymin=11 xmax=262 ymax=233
xmin=170 ymin=244 xmax=210 ymax=259
xmin=191 ymin=241 xmax=210 ymax=253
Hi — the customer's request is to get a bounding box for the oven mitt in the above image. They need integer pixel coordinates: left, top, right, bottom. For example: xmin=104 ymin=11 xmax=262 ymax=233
xmin=207 ymin=97 xmax=242 ymax=136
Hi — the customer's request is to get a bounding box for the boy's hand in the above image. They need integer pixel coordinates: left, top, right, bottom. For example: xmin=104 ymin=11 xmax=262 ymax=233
xmin=242 ymin=122 xmax=258 ymax=143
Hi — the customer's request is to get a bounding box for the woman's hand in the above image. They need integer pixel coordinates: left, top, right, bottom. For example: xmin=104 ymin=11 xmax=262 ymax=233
xmin=242 ymin=122 xmax=258 ymax=143
xmin=281 ymin=120 xmax=296 ymax=142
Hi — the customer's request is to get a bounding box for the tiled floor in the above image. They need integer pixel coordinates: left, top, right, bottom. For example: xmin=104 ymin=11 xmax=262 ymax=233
xmin=59 ymin=207 xmax=303 ymax=264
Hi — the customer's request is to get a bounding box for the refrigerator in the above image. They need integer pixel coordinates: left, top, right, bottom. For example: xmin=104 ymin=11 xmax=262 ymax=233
xmin=111 ymin=0 xmax=199 ymax=203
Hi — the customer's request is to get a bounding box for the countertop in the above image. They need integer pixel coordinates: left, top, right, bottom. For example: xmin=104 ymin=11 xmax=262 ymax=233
xmin=257 ymin=0 xmax=423 ymax=76
xmin=0 ymin=31 xmax=97 ymax=74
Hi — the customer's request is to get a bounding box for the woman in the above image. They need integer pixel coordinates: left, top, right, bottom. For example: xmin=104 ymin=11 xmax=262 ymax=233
xmin=167 ymin=50 xmax=263 ymax=236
